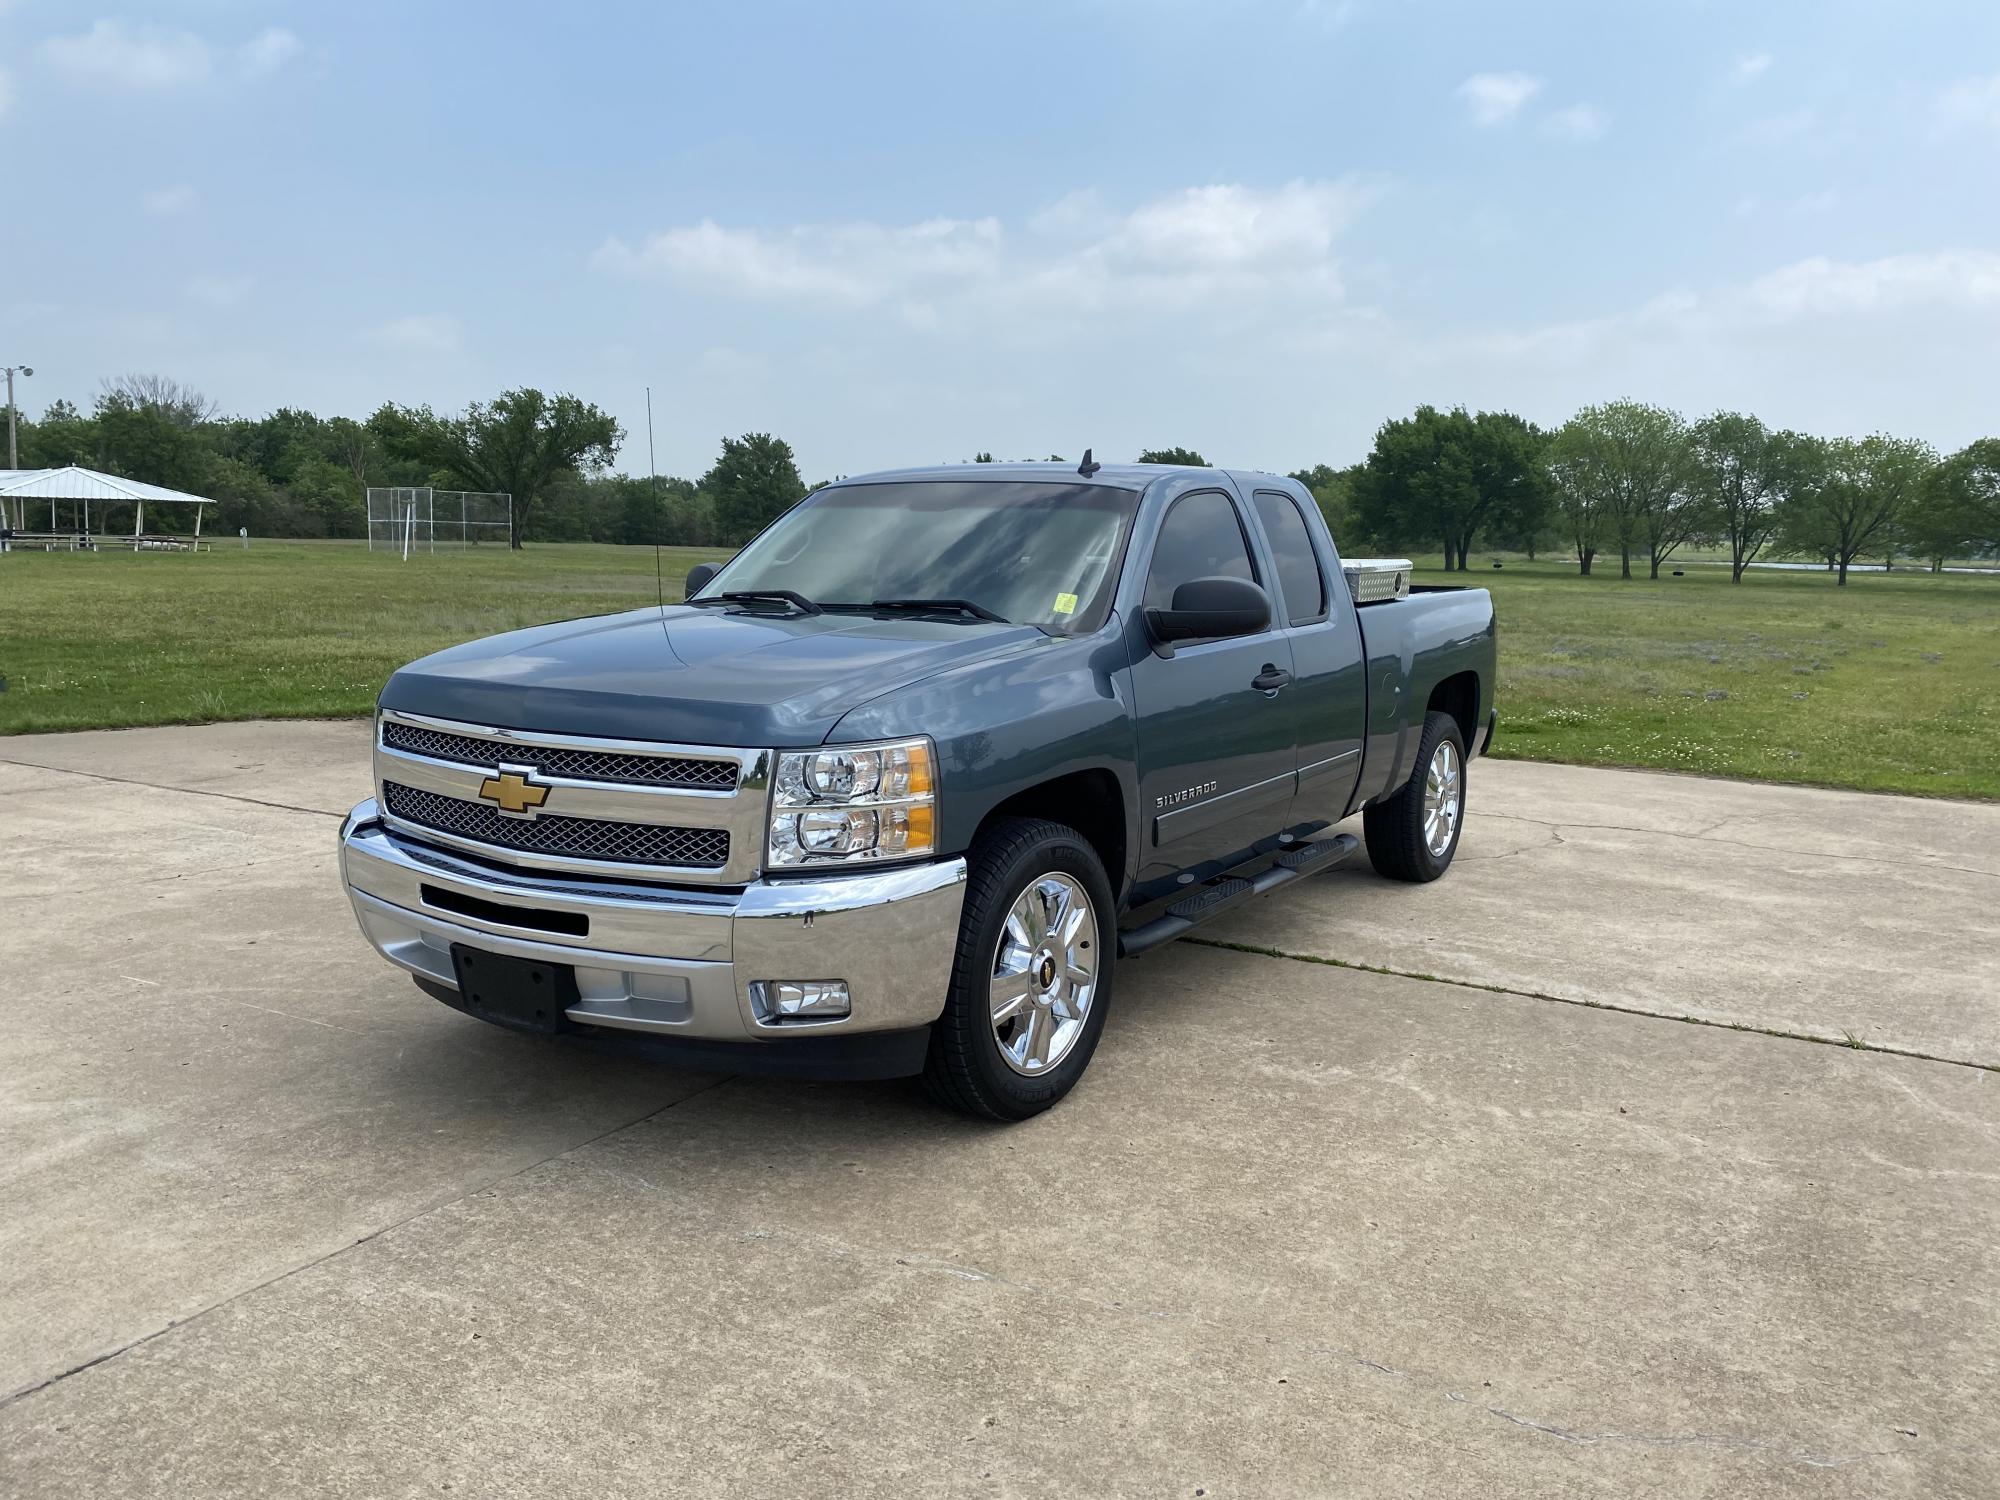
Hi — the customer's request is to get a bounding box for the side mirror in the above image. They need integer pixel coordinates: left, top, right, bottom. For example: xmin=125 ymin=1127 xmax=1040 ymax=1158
xmin=683 ymin=561 xmax=720 ymax=599
xmin=1144 ymin=576 xmax=1271 ymax=648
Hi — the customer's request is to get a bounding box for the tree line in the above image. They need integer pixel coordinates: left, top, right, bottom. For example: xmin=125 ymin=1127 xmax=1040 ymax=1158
xmin=1311 ymin=402 xmax=1999 ymax=584
xmin=7 ymin=376 xmax=812 ymax=551
xmin=10 ymin=379 xmax=1996 ymax=579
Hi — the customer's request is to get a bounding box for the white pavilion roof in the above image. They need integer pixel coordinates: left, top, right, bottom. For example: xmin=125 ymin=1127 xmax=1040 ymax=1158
xmin=0 ymin=465 xmax=215 ymax=505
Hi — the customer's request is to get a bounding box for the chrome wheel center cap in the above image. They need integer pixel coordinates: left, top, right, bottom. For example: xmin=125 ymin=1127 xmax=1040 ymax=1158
xmin=990 ymin=873 xmax=1099 ymax=1077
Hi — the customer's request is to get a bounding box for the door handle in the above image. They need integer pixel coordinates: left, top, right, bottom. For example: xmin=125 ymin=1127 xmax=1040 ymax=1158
xmin=1252 ymin=665 xmax=1293 ymax=693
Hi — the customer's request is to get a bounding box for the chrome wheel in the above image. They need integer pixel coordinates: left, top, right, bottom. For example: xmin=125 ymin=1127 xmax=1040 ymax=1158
xmin=1423 ymin=739 xmax=1461 ymax=857
xmin=989 ymin=872 xmax=1098 ymax=1076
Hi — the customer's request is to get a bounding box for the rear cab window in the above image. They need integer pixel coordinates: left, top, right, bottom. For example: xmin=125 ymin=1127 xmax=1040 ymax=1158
xmin=1252 ymin=490 xmax=1329 ymax=626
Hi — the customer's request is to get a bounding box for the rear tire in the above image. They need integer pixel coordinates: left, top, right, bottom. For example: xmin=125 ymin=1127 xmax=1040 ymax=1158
xmin=923 ymin=817 xmax=1116 ymax=1121
xmin=1363 ymin=711 xmax=1467 ymax=883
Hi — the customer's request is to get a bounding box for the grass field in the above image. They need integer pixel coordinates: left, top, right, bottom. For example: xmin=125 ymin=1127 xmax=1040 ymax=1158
xmin=0 ymin=542 xmax=723 ymax=735
xmin=1 ymin=541 xmax=1995 ymax=798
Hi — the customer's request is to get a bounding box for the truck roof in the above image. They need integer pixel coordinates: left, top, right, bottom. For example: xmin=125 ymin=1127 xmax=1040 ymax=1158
xmin=833 ymin=461 xmax=1297 ymax=492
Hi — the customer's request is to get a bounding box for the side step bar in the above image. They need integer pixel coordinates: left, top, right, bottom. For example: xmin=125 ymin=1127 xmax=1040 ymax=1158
xmin=1117 ymin=833 xmax=1360 ymax=958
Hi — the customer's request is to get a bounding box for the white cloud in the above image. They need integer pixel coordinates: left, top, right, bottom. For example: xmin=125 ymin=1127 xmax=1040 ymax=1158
xmin=370 ymin=315 xmax=462 ymax=353
xmin=1104 ymin=181 xmax=1358 ymax=268
xmin=143 ymin=185 xmax=196 ymax=216
xmin=594 ymin=215 xmax=1003 ymax=307
xmin=41 ymin=20 xmax=213 ymax=90
xmin=594 ymin=179 xmax=1368 ymax=331
xmin=186 ymin=274 xmax=253 ymax=308
xmin=1373 ymin=250 xmax=2000 ymax=450
xmin=1935 ymin=72 xmax=2000 ymax=137
xmin=1740 ymin=250 xmax=2000 ymax=320
xmin=1027 ymin=188 xmax=1110 ymax=239
xmin=1457 ymin=72 xmax=1541 ymax=127
xmin=1730 ymin=51 xmax=1773 ymax=84
xmin=1542 ymin=103 xmax=1607 ymax=141
xmin=1440 ymin=251 xmax=2000 ymax=369
xmin=238 ymin=28 xmax=303 ymax=79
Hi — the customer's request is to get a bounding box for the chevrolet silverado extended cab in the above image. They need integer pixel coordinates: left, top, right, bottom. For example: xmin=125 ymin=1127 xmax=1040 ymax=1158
xmin=340 ymin=461 xmax=1496 ymax=1119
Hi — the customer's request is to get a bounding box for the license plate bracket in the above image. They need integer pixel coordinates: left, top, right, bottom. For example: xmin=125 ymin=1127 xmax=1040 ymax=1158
xmin=449 ymin=946 xmax=578 ymax=1036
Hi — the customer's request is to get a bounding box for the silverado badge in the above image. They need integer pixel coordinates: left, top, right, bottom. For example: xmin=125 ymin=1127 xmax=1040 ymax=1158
xmin=478 ymin=767 xmax=551 ymax=818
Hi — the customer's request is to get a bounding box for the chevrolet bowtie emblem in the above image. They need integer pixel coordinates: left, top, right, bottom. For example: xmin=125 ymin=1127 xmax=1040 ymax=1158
xmin=478 ymin=767 xmax=551 ymax=817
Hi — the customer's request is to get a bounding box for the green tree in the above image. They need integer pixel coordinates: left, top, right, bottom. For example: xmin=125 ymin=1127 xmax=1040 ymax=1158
xmin=1290 ymin=462 xmax=1360 ymax=538
xmin=18 ymin=399 xmax=99 ymax=468
xmin=702 ymin=432 xmax=805 ymax=544
xmin=1550 ymin=401 xmax=1695 ymax=579
xmin=1137 ymin=446 xmax=1208 ymax=466
xmin=1689 ymin=412 xmax=1785 ymax=582
xmin=1951 ymin=438 xmax=2000 ymax=556
xmin=1351 ymin=406 xmax=1545 ymax=570
xmin=1775 ymin=434 xmax=1935 ymax=585
xmin=1546 ymin=420 xmax=1608 ymax=575
xmin=1901 ymin=458 xmax=1976 ymax=571
xmin=100 ymin=373 xmax=218 ymax=428
xmin=1466 ymin=411 xmax=1550 ymax=567
xmin=1901 ymin=439 xmax=1999 ymax=569
xmin=371 ymin=389 xmax=623 ymax=549
xmin=93 ymin=391 xmax=210 ymax=493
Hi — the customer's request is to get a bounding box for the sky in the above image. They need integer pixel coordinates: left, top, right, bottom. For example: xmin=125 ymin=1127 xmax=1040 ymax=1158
xmin=3 ymin=0 xmax=1997 ymax=481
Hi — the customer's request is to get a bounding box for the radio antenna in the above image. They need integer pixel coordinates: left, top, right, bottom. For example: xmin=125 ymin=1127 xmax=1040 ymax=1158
xmin=647 ymin=385 xmax=663 ymax=613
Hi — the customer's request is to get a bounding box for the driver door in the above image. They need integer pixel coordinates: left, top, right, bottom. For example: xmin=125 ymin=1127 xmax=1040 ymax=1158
xmin=1126 ymin=488 xmax=1297 ymax=906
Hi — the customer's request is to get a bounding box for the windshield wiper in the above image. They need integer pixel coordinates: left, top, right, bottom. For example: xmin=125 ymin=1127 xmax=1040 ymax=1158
xmin=687 ymin=589 xmax=822 ymax=616
xmin=868 ymin=597 xmax=1010 ymax=624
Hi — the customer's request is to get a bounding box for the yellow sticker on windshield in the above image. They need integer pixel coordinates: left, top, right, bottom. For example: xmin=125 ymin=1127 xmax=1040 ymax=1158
xmin=1053 ymin=592 xmax=1079 ymax=615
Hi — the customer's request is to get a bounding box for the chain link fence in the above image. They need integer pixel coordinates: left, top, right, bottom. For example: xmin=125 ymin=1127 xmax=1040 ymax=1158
xmin=366 ymin=488 xmax=513 ymax=555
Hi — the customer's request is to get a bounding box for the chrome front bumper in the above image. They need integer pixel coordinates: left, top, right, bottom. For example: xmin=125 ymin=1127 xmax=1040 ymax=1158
xmin=339 ymin=799 xmax=966 ymax=1043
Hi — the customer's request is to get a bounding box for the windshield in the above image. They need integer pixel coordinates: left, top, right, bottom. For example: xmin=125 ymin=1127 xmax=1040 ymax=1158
xmin=698 ymin=480 xmax=1141 ymax=631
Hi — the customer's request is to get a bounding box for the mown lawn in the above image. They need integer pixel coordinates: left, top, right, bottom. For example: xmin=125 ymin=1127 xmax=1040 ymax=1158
xmin=0 ymin=542 xmax=726 ymax=734
xmin=1 ymin=541 xmax=1994 ymax=799
xmin=1453 ymin=557 xmax=1999 ymax=798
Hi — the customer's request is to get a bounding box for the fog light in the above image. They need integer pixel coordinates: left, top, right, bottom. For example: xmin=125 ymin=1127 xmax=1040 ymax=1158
xmin=751 ymin=979 xmax=852 ymax=1022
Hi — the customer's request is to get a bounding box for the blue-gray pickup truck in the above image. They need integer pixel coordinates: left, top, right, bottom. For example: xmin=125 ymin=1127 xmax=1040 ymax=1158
xmin=339 ymin=460 xmax=1497 ymax=1118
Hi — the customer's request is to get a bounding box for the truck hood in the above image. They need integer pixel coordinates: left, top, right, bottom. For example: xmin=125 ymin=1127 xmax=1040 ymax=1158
xmin=378 ymin=605 xmax=1048 ymax=747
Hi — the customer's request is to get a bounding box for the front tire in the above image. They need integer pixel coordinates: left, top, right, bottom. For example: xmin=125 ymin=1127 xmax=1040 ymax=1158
xmin=923 ymin=817 xmax=1116 ymax=1120
xmin=1363 ymin=711 xmax=1467 ymax=883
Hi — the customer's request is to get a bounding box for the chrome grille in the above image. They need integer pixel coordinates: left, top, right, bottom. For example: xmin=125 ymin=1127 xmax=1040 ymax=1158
xmin=383 ymin=782 xmax=730 ymax=869
xmin=382 ymin=720 xmax=738 ymax=790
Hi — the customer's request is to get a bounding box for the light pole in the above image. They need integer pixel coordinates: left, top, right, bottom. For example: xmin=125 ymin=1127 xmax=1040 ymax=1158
xmin=4 ymin=365 xmax=30 ymax=468
xmin=3 ymin=364 xmax=30 ymax=531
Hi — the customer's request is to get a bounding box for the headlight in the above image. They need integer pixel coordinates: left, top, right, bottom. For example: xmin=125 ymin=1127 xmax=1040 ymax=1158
xmin=768 ymin=736 xmax=936 ymax=867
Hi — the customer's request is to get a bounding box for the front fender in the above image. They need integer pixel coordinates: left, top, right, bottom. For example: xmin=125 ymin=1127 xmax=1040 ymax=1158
xmin=824 ymin=625 xmax=1140 ymax=882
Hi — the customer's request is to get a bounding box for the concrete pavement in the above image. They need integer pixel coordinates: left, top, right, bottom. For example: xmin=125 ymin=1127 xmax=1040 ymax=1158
xmin=1 ymin=721 xmax=1995 ymax=1498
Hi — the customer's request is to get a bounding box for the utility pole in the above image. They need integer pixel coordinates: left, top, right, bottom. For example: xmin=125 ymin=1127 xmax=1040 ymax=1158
xmin=3 ymin=364 xmax=30 ymax=530
xmin=4 ymin=365 xmax=30 ymax=467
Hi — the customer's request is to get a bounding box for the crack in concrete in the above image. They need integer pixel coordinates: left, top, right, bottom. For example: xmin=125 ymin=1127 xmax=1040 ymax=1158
xmin=0 ymin=756 xmax=345 ymax=821
xmin=569 ymin=1161 xmax=1934 ymax=1474
xmin=1484 ymin=1408 xmax=1910 ymax=1466
xmin=0 ymin=1073 xmax=737 ymax=1411
xmin=1481 ymin=807 xmax=2000 ymax=882
xmin=14 ymin=849 xmax=326 ymax=901
xmin=1187 ymin=937 xmax=2000 ymax=1075
xmin=1454 ymin=826 xmax=1566 ymax=863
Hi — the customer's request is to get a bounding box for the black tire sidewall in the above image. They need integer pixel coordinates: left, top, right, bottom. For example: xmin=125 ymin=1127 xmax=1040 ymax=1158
xmin=940 ymin=822 xmax=1117 ymax=1118
xmin=1409 ymin=714 xmax=1467 ymax=878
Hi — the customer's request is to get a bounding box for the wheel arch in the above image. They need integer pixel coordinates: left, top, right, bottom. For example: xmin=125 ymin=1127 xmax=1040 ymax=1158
xmin=1426 ymin=669 xmax=1482 ymax=752
xmin=974 ymin=768 xmax=1130 ymax=906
